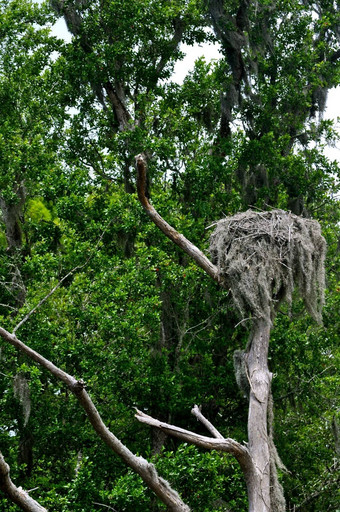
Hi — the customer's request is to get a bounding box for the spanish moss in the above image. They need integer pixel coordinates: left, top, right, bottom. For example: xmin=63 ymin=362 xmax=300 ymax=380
xmin=210 ymin=209 xmax=326 ymax=324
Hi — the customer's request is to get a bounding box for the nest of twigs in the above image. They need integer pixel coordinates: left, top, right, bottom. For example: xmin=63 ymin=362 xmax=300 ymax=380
xmin=210 ymin=209 xmax=326 ymax=323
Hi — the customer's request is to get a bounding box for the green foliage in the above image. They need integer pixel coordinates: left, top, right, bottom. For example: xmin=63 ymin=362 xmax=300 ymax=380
xmin=97 ymin=445 xmax=247 ymax=512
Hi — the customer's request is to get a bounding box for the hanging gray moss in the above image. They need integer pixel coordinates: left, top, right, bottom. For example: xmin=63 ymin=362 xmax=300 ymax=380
xmin=13 ymin=373 xmax=31 ymax=427
xmin=210 ymin=209 xmax=326 ymax=324
xmin=233 ymin=350 xmax=250 ymax=398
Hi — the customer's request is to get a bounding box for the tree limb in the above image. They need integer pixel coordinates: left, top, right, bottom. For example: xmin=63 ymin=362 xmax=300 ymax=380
xmin=134 ymin=409 xmax=251 ymax=469
xmin=135 ymin=154 xmax=219 ymax=282
xmin=191 ymin=404 xmax=224 ymax=439
xmin=0 ymin=327 xmax=190 ymax=512
xmin=0 ymin=453 xmax=47 ymax=512
xmin=155 ymin=17 xmax=184 ymax=77
xmin=104 ymin=81 xmax=131 ymax=131
xmin=93 ymin=502 xmax=118 ymax=511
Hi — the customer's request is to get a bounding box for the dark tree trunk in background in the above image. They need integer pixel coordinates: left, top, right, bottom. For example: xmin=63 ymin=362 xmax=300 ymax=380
xmin=0 ymin=183 xmax=33 ymax=478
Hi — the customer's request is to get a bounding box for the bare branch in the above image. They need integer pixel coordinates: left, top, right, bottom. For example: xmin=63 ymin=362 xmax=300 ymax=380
xmin=93 ymin=502 xmax=118 ymax=511
xmin=0 ymin=327 xmax=78 ymax=388
xmin=0 ymin=327 xmax=190 ymax=512
xmin=135 ymin=154 xmax=219 ymax=282
xmin=0 ymin=452 xmax=47 ymax=512
xmin=191 ymin=404 xmax=224 ymax=439
xmin=26 ymin=487 xmax=39 ymax=494
xmin=134 ymin=409 xmax=250 ymax=468
xmin=0 ymin=303 xmax=18 ymax=311
xmin=13 ymin=266 xmax=81 ymax=335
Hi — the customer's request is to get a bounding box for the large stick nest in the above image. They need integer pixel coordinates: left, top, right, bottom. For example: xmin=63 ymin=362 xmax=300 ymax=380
xmin=210 ymin=209 xmax=326 ymax=323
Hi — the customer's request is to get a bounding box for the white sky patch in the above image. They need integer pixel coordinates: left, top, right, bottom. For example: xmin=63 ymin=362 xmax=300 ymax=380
xmin=324 ymin=87 xmax=340 ymax=163
xmin=46 ymin=11 xmax=339 ymax=164
xmin=50 ymin=16 xmax=72 ymax=42
xmin=173 ymin=41 xmax=222 ymax=84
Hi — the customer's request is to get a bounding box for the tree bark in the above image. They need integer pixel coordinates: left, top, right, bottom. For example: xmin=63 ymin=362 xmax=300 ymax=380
xmin=245 ymin=319 xmax=272 ymax=512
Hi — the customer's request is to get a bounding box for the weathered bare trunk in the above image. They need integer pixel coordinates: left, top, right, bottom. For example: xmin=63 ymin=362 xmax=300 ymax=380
xmin=245 ymin=319 xmax=271 ymax=512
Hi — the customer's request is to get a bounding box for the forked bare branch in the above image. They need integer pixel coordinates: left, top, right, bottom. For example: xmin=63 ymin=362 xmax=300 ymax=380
xmin=134 ymin=409 xmax=251 ymax=471
xmin=191 ymin=404 xmax=224 ymax=439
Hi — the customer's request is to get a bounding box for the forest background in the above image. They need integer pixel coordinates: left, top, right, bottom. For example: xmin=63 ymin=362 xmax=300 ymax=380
xmin=0 ymin=0 xmax=339 ymax=511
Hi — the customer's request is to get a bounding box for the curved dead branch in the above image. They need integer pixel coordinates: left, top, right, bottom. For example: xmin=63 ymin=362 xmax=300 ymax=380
xmin=135 ymin=154 xmax=219 ymax=282
xmin=0 ymin=453 xmax=47 ymax=512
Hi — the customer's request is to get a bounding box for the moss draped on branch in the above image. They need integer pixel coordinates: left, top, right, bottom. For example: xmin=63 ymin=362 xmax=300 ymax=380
xmin=210 ymin=209 xmax=326 ymax=324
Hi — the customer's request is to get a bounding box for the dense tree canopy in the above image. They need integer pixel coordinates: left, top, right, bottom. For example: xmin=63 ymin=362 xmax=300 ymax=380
xmin=0 ymin=0 xmax=339 ymax=511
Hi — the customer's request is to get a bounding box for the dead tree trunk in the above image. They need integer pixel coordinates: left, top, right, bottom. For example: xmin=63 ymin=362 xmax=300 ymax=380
xmin=246 ymin=319 xmax=271 ymax=512
xmin=135 ymin=156 xmax=328 ymax=511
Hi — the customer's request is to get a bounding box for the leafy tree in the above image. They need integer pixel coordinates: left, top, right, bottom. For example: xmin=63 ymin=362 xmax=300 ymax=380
xmin=0 ymin=0 xmax=339 ymax=511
